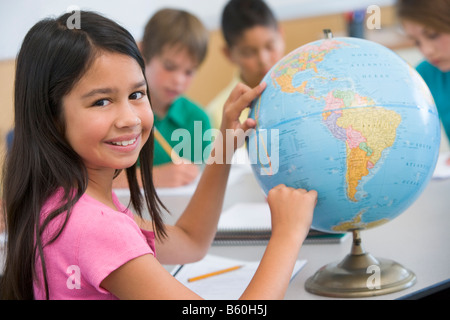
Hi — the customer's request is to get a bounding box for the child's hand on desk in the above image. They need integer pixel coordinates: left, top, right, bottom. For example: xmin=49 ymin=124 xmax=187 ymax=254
xmin=267 ymin=184 xmax=317 ymax=242
xmin=153 ymin=162 xmax=200 ymax=188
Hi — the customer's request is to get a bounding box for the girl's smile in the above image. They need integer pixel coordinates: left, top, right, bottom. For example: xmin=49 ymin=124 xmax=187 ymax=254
xmin=104 ymin=133 xmax=141 ymax=152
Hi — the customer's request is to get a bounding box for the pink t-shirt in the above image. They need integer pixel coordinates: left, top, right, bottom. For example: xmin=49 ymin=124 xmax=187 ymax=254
xmin=33 ymin=190 xmax=156 ymax=300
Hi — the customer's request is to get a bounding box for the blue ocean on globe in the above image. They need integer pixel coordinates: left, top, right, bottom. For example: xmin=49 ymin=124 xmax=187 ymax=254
xmin=247 ymin=37 xmax=441 ymax=233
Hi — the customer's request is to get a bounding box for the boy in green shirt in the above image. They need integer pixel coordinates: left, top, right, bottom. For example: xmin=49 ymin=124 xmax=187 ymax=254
xmin=153 ymin=97 xmax=211 ymax=166
xmin=115 ymin=8 xmax=211 ymax=188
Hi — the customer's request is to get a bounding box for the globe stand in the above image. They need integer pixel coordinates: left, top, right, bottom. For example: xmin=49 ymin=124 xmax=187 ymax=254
xmin=305 ymin=230 xmax=416 ymax=298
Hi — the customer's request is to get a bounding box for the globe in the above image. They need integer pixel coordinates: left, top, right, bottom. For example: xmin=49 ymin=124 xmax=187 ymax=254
xmin=247 ymin=36 xmax=441 ymax=235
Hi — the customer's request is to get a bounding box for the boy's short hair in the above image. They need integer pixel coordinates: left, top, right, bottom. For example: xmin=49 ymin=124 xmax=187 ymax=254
xmin=141 ymin=8 xmax=209 ymax=65
xmin=221 ymin=0 xmax=279 ymax=48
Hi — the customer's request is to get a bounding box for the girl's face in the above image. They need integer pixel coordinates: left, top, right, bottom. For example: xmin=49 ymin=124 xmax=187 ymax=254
xmin=403 ymin=20 xmax=450 ymax=72
xmin=63 ymin=52 xmax=153 ymax=174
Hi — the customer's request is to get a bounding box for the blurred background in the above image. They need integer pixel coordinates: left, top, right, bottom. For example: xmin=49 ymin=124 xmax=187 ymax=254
xmin=0 ymin=0 xmax=428 ymax=166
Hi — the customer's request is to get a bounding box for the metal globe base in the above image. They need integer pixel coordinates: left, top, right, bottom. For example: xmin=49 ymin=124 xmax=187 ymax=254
xmin=305 ymin=230 xmax=416 ymax=298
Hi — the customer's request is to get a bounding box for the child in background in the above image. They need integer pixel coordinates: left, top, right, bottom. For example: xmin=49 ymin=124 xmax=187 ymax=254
xmin=397 ymin=0 xmax=450 ymax=162
xmin=115 ymin=8 xmax=212 ymax=188
xmin=207 ymin=0 xmax=285 ymax=129
xmin=1 ymin=11 xmax=317 ymax=300
xmin=143 ymin=8 xmax=212 ymax=187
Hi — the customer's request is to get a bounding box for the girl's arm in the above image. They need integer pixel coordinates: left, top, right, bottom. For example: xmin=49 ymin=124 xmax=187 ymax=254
xmin=102 ymin=183 xmax=316 ymax=300
xmin=239 ymin=185 xmax=317 ymax=299
xmin=149 ymin=82 xmax=266 ymax=264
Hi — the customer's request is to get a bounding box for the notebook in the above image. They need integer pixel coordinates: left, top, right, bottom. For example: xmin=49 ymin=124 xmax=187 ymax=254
xmin=214 ymin=202 xmax=349 ymax=245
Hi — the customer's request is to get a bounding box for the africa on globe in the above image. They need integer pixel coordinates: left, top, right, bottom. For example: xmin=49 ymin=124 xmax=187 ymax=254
xmin=247 ymin=36 xmax=440 ymax=234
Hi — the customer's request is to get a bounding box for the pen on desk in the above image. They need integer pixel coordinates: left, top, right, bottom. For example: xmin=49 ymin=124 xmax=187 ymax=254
xmin=188 ymin=265 xmax=243 ymax=282
xmin=153 ymin=127 xmax=182 ymax=163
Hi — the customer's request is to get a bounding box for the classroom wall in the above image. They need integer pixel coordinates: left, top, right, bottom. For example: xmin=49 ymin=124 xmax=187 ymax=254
xmin=0 ymin=5 xmax=405 ymax=171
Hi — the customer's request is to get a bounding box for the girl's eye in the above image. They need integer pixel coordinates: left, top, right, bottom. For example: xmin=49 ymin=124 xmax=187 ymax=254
xmin=93 ymin=99 xmax=110 ymax=107
xmin=130 ymin=91 xmax=145 ymax=100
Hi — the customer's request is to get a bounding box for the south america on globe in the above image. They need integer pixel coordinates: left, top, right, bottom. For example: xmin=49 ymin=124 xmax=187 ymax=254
xmin=247 ymin=36 xmax=440 ymax=234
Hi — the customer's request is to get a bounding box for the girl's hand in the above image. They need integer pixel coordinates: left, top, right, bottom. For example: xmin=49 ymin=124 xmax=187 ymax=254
xmin=220 ymin=82 xmax=266 ymax=132
xmin=267 ymin=184 xmax=317 ymax=242
xmin=216 ymin=82 xmax=266 ymax=162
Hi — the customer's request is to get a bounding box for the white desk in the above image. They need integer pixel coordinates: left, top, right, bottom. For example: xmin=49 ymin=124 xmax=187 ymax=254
xmin=156 ymin=164 xmax=450 ymax=300
xmin=1 ymin=164 xmax=448 ymax=299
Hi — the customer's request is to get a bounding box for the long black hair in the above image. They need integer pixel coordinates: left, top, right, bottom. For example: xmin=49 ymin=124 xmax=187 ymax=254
xmin=1 ymin=10 xmax=166 ymax=300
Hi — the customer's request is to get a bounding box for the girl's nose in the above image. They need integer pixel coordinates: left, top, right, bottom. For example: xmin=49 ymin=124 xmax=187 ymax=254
xmin=115 ymin=103 xmax=140 ymax=128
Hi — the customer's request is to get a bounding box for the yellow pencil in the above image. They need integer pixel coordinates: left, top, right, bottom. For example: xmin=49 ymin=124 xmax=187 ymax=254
xmin=188 ymin=265 xmax=242 ymax=282
xmin=153 ymin=127 xmax=182 ymax=163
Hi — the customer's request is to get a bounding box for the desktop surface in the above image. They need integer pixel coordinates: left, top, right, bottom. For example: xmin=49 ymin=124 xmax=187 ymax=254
xmin=1 ymin=163 xmax=448 ymax=300
xmin=206 ymin=171 xmax=450 ymax=300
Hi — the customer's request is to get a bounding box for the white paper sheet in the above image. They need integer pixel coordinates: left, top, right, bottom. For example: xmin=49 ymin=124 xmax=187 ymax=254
xmin=172 ymin=254 xmax=306 ymax=300
xmin=432 ymin=151 xmax=450 ymax=179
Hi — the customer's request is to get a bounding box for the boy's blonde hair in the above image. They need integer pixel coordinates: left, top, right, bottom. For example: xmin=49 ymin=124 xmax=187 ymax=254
xmin=141 ymin=8 xmax=209 ymax=65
